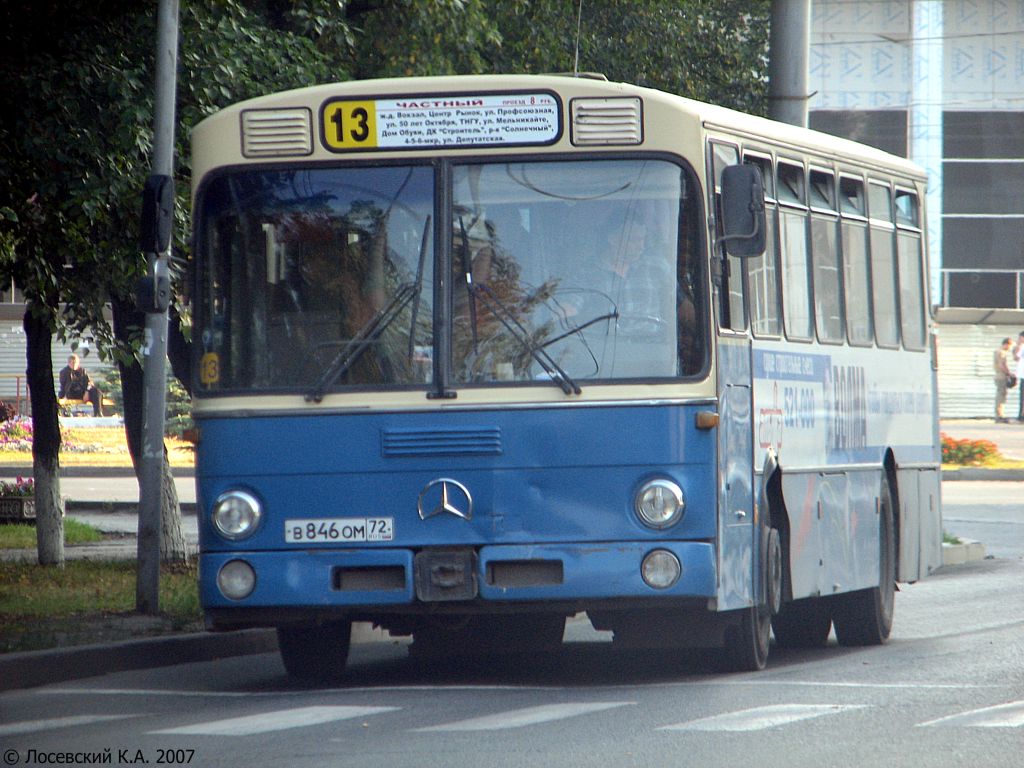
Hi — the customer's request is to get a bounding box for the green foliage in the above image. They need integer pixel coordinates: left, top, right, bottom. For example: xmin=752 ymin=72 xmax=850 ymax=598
xmin=0 ymin=558 xmax=201 ymax=653
xmin=485 ymin=0 xmax=770 ymax=113
xmin=0 ymin=519 xmax=103 ymax=549
xmin=165 ymin=375 xmax=194 ymax=439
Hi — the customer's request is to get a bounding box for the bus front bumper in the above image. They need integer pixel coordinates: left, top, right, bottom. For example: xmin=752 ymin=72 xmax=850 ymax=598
xmin=200 ymin=541 xmax=717 ymax=612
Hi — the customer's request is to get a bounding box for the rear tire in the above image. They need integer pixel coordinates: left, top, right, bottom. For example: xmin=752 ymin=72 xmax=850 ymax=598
xmin=277 ymin=620 xmax=352 ymax=680
xmin=831 ymin=473 xmax=896 ymax=646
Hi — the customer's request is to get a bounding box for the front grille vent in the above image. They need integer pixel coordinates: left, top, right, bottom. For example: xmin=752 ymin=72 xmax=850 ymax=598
xmin=382 ymin=427 xmax=503 ymax=457
xmin=240 ymin=108 xmax=313 ymax=157
xmin=571 ymin=97 xmax=643 ymax=145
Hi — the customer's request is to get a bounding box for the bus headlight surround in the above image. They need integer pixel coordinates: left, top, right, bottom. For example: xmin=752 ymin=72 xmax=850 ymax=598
xmin=641 ymin=549 xmax=681 ymax=589
xmin=217 ymin=559 xmax=256 ymax=600
xmin=634 ymin=478 xmax=685 ymax=529
xmin=211 ymin=490 xmax=263 ymax=540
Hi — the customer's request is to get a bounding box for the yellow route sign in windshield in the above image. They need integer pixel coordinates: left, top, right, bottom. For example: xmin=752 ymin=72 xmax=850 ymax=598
xmin=320 ymin=92 xmax=561 ymax=151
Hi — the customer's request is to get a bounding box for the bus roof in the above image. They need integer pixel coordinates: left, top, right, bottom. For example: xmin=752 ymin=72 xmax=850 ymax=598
xmin=192 ymin=73 xmax=925 ymax=184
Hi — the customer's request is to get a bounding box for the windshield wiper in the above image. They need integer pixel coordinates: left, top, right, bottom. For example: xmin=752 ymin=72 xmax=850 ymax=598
xmin=470 ymin=281 xmax=581 ymax=396
xmin=305 ymin=282 xmax=417 ymax=403
xmin=458 ymin=216 xmax=578 ymax=395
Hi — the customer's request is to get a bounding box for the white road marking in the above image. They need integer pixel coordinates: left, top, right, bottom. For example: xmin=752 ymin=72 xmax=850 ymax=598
xmin=0 ymin=715 xmax=139 ymax=737
xmin=149 ymin=705 xmax=398 ymax=736
xmin=659 ymin=704 xmax=867 ymax=732
xmin=918 ymin=701 xmax=1024 ymax=728
xmin=414 ymin=702 xmax=634 ymax=731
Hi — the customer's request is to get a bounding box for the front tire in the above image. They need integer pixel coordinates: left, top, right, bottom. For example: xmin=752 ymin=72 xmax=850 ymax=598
xmin=277 ymin=620 xmax=352 ymax=680
xmin=719 ymin=526 xmax=781 ymax=672
xmin=831 ymin=473 xmax=896 ymax=646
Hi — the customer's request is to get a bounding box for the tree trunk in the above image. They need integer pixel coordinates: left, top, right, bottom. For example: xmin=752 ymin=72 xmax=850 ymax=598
xmin=110 ymin=296 xmax=187 ymax=563
xmin=24 ymin=305 xmax=63 ymax=566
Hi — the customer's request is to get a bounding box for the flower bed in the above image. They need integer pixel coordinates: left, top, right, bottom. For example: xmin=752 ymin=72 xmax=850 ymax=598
xmin=940 ymin=433 xmax=1000 ymax=465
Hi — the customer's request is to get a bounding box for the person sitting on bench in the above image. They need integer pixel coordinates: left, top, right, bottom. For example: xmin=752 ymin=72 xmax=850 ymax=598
xmin=58 ymin=354 xmax=105 ymax=416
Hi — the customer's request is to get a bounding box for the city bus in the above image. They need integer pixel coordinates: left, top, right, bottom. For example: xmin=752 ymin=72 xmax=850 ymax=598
xmin=190 ymin=74 xmax=942 ymax=677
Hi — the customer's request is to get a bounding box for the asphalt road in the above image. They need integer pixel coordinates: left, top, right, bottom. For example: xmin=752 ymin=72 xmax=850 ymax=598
xmin=0 ymin=552 xmax=1021 ymax=768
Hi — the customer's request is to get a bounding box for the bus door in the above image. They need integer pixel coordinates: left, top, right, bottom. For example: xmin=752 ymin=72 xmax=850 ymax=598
xmin=709 ymin=141 xmax=756 ymax=612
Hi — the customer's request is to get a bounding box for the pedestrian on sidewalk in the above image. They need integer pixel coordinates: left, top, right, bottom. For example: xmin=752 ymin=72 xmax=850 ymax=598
xmin=995 ymin=337 xmax=1011 ymax=423
xmin=1014 ymin=331 xmax=1024 ymax=422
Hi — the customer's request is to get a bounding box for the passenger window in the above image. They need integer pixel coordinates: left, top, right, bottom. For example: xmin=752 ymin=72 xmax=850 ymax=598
xmin=840 ymin=176 xmax=872 ymax=346
xmin=710 ymin=141 xmax=747 ymax=332
xmin=809 ymin=169 xmax=843 ymax=343
xmin=869 ymin=181 xmax=899 ymax=348
xmin=895 ymin=188 xmax=926 ymax=350
xmin=744 ymin=155 xmax=781 ymax=337
xmin=777 ymin=162 xmax=812 ymax=341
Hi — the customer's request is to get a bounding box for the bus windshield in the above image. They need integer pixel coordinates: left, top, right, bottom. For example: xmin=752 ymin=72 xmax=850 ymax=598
xmin=194 ymin=157 xmax=704 ymax=395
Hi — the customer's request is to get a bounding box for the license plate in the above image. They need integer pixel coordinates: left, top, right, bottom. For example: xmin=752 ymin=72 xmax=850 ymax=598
xmin=284 ymin=517 xmax=394 ymax=543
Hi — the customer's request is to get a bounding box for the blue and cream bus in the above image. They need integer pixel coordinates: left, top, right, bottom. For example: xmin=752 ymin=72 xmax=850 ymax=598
xmin=190 ymin=74 xmax=942 ymax=676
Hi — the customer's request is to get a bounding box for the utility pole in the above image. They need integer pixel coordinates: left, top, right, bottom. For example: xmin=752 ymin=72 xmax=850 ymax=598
xmin=768 ymin=0 xmax=811 ymax=127
xmin=136 ymin=0 xmax=179 ymax=614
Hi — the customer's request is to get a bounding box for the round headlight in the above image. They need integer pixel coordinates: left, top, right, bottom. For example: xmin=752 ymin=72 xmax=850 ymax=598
xmin=211 ymin=490 xmax=263 ymax=540
xmin=634 ymin=479 xmax=685 ymax=529
xmin=642 ymin=549 xmax=681 ymax=589
xmin=217 ymin=559 xmax=256 ymax=600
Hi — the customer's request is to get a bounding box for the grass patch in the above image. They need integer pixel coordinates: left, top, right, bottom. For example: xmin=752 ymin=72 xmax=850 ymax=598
xmin=0 ymin=559 xmax=202 ymax=653
xmin=0 ymin=519 xmax=104 ymax=549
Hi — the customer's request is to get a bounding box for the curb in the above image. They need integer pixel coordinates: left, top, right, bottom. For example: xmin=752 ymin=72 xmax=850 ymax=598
xmin=941 ymin=538 xmax=987 ymax=567
xmin=941 ymin=468 xmax=1024 ymax=481
xmin=0 ymin=622 xmax=391 ymax=692
xmin=0 ymin=628 xmax=278 ymax=693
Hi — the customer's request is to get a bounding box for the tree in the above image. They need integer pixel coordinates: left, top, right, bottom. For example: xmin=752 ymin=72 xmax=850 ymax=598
xmin=0 ymin=0 xmax=337 ymax=564
xmin=484 ymin=0 xmax=770 ymax=114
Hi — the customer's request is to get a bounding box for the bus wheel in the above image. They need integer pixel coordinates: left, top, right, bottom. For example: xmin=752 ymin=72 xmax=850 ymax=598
xmin=831 ymin=473 xmax=896 ymax=646
xmin=772 ymin=598 xmax=832 ymax=648
xmin=277 ymin=620 xmax=351 ymax=680
xmin=720 ymin=605 xmax=770 ymax=672
xmin=720 ymin=526 xmax=780 ymax=672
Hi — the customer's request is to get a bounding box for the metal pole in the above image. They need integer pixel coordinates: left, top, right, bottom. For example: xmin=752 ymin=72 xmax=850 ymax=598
xmin=768 ymin=0 xmax=810 ymax=127
xmin=137 ymin=0 xmax=179 ymax=614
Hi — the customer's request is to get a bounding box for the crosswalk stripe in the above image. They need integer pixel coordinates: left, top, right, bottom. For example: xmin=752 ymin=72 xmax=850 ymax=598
xmin=149 ymin=706 xmax=398 ymax=736
xmin=0 ymin=715 xmax=138 ymax=737
xmin=918 ymin=701 xmax=1024 ymax=728
xmin=659 ymin=704 xmax=866 ymax=732
xmin=414 ymin=702 xmax=634 ymax=732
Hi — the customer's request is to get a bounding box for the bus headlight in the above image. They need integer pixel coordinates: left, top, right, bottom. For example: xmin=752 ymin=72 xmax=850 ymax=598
xmin=211 ymin=490 xmax=263 ymax=540
xmin=634 ymin=479 xmax=685 ymax=529
xmin=217 ymin=559 xmax=256 ymax=600
xmin=641 ymin=550 xmax=681 ymax=589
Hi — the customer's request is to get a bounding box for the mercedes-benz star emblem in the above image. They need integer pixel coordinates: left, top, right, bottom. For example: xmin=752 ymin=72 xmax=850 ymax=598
xmin=417 ymin=478 xmax=473 ymax=521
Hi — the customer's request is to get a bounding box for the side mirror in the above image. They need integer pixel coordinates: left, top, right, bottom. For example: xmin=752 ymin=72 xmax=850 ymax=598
xmin=719 ymin=164 xmax=766 ymax=257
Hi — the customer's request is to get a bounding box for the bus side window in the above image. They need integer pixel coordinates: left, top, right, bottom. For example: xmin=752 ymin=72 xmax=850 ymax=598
xmin=809 ymin=168 xmax=843 ymax=343
xmin=840 ymin=175 xmax=873 ymax=346
xmin=777 ymin=161 xmax=812 ymax=341
xmin=709 ymin=141 xmax=748 ymax=332
xmin=895 ymin=188 xmax=927 ymax=350
xmin=869 ymin=181 xmax=900 ymax=348
xmin=743 ymin=154 xmax=781 ymax=337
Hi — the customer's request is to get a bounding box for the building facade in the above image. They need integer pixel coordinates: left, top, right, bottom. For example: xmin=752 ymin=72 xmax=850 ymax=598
xmin=810 ymin=0 xmax=1024 ymax=417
